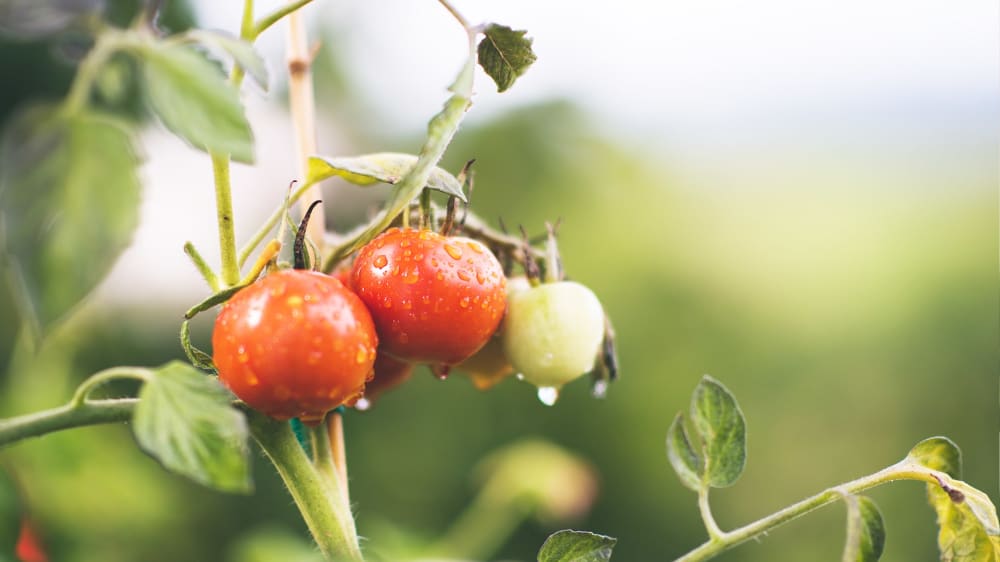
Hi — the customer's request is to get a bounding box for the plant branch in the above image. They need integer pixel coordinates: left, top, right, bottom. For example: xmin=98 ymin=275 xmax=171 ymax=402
xmin=63 ymin=30 xmax=131 ymax=114
xmin=247 ymin=411 xmax=362 ymax=561
xmin=253 ymin=0 xmax=315 ymax=39
xmin=697 ymin=486 xmax=725 ymax=541
xmin=0 ymin=399 xmax=137 ymax=449
xmin=674 ymin=461 xmax=950 ymax=562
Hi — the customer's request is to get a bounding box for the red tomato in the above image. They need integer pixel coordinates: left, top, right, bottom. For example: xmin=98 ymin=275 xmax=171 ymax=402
xmin=355 ymin=353 xmax=414 ymax=409
xmin=212 ymin=269 xmax=378 ymax=424
xmin=16 ymin=520 xmax=46 ymax=562
xmin=351 ymin=228 xmax=506 ymax=365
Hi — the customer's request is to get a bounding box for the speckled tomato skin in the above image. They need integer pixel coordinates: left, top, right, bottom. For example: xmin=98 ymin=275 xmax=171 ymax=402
xmin=351 ymin=228 xmax=507 ymax=365
xmin=212 ymin=269 xmax=378 ymax=423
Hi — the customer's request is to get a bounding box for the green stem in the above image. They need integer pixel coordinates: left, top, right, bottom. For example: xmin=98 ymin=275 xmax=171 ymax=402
xmin=63 ymin=30 xmax=129 ymax=114
xmin=697 ymin=486 xmax=724 ymax=541
xmin=247 ymin=412 xmax=362 ymax=561
xmin=184 ymin=242 xmax=221 ymax=291
xmin=253 ymin=0 xmax=316 ymax=39
xmin=238 ymin=180 xmax=315 ymax=267
xmin=675 ymin=461 xmax=943 ymax=562
xmin=211 ymin=152 xmax=241 ymax=287
xmin=0 ymin=399 xmax=137 ymax=449
xmin=68 ymin=366 xmax=150 ymax=408
xmin=425 ymin=491 xmax=526 ymax=561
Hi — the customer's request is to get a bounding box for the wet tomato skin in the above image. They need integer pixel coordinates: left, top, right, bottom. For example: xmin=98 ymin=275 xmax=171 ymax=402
xmin=351 ymin=228 xmax=507 ymax=365
xmin=212 ymin=269 xmax=378 ymax=423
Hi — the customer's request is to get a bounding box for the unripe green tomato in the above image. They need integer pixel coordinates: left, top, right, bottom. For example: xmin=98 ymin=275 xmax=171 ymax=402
xmin=502 ymin=281 xmax=604 ymax=388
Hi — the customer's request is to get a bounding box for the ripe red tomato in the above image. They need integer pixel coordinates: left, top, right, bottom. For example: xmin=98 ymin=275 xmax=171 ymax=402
xmin=351 ymin=228 xmax=506 ymax=365
xmin=212 ymin=269 xmax=378 ymax=424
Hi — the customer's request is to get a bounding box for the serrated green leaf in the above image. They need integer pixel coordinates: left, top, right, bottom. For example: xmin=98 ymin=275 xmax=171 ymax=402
xmin=908 ymin=436 xmax=962 ymax=479
xmin=478 ymin=24 xmax=537 ymax=93
xmin=537 ymin=530 xmax=616 ymax=562
xmin=842 ymin=495 xmax=885 ymax=562
xmin=183 ymin=29 xmax=269 ymax=90
xmin=0 ymin=105 xmax=140 ymax=340
xmin=666 ymin=412 xmax=702 ymax=491
xmin=306 ymin=153 xmax=467 ymax=201
xmin=133 ymin=361 xmax=251 ymax=493
xmin=690 ymin=375 xmax=746 ymax=488
xmin=927 ymin=481 xmax=1000 ymax=562
xmin=141 ymin=43 xmax=254 ymax=163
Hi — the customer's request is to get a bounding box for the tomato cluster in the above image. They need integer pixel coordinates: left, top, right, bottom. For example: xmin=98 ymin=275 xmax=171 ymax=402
xmin=211 ymin=223 xmax=610 ymax=421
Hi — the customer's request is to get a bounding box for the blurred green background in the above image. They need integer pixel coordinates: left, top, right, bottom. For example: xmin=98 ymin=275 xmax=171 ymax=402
xmin=0 ymin=1 xmax=996 ymax=561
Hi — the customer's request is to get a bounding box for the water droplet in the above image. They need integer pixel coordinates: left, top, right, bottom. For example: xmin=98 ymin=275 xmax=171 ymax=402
xmin=400 ymin=239 xmax=411 ymax=248
xmin=457 ymin=270 xmax=471 ymax=282
xmin=286 ymin=295 xmax=303 ymax=307
xmin=401 ymin=299 xmax=413 ymax=310
xmin=245 ymin=370 xmax=259 ymax=386
xmin=356 ymin=348 xmax=369 ymax=363
xmin=537 ymin=386 xmax=560 ymax=406
xmin=431 ymin=364 xmax=451 ymax=380
xmin=592 ymin=380 xmax=610 ymax=398
xmin=459 ymin=297 xmax=470 ymax=308
xmin=355 ymin=397 xmax=372 ymax=411
xmin=467 ymin=241 xmax=484 ymax=254
xmin=436 ymin=272 xmax=444 ymax=280
xmin=373 ymin=255 xmax=388 ymax=269
xmin=421 ymin=295 xmax=431 ymax=305
xmin=414 ymin=253 xmax=424 ymax=260
xmin=404 ymin=271 xmax=420 ymax=284
xmin=382 ymin=297 xmax=393 ymax=309
xmin=392 ymin=266 xmax=400 ymax=276
xmin=444 ymin=243 xmax=463 ymax=260
xmin=419 ymin=230 xmax=432 ymax=240
xmin=515 ymin=373 xmax=525 ymax=381
xmin=476 ymin=271 xmax=486 ymax=284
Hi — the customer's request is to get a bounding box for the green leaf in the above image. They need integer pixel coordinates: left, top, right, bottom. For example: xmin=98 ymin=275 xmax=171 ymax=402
xmin=133 ymin=361 xmax=251 ymax=493
xmin=477 ymin=24 xmax=537 ymax=93
xmin=666 ymin=412 xmax=702 ymax=491
xmin=690 ymin=375 xmax=747 ymax=488
xmin=0 ymin=105 xmax=141 ymax=340
xmin=306 ymin=153 xmax=467 ymax=202
xmin=908 ymin=436 xmax=962 ymax=479
xmin=537 ymin=530 xmax=616 ymax=562
xmin=141 ymin=43 xmax=254 ymax=163
xmin=842 ymin=495 xmax=886 ymax=562
xmin=904 ymin=438 xmax=1000 ymax=561
xmin=183 ymin=29 xmax=269 ymax=90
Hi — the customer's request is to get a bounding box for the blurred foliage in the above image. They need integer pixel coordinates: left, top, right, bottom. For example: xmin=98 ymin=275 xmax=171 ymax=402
xmin=0 ymin=10 xmax=996 ymax=562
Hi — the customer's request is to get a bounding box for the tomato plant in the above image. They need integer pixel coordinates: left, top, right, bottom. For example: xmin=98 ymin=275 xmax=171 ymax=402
xmin=213 ymin=269 xmax=378 ymax=424
xmin=351 ymin=228 xmax=507 ymax=366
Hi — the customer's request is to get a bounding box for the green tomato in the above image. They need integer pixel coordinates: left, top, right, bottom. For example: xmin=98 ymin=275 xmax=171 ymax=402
xmin=502 ymin=281 xmax=605 ymax=389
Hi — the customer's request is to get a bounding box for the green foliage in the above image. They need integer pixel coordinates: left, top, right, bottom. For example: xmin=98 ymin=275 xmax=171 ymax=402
xmin=842 ymin=495 xmax=885 ymax=562
xmin=140 ymin=42 xmax=254 ymax=163
xmin=537 ymin=530 xmax=616 ymax=562
xmin=133 ymin=361 xmax=251 ymax=494
xmin=306 ymin=153 xmax=466 ymax=201
xmin=667 ymin=375 xmax=746 ymax=490
xmin=0 ymin=104 xmax=140 ymax=340
xmin=182 ymin=30 xmax=269 ymax=90
xmin=477 ymin=24 xmax=536 ymax=93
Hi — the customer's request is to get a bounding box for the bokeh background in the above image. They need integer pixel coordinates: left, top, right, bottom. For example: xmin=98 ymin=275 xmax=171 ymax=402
xmin=0 ymin=1 xmax=997 ymax=561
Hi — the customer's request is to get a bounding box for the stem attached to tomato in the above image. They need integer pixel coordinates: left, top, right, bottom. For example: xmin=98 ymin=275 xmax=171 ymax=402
xmin=247 ymin=411 xmax=363 ymax=561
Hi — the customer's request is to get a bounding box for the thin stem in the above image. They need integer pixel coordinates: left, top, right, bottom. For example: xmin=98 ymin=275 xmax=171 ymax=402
xmin=286 ymin=5 xmax=325 ymax=253
xmin=247 ymin=411 xmax=362 ymax=561
xmin=184 ymin=242 xmax=221 ymax=291
xmin=697 ymin=486 xmax=725 ymax=541
xmin=211 ymin=153 xmax=241 ymax=286
xmin=254 ymin=0 xmax=316 ymax=39
xmin=63 ymin=30 xmax=128 ymax=114
xmin=425 ymin=488 xmax=525 ymax=561
xmin=437 ymin=0 xmax=471 ymax=29
xmin=0 ymin=399 xmax=137 ymax=449
xmin=68 ymin=367 xmax=151 ymax=408
xmin=238 ymin=181 xmax=315 ymax=267
xmin=674 ymin=462 xmax=942 ymax=562
xmin=327 ymin=412 xmax=350 ymax=503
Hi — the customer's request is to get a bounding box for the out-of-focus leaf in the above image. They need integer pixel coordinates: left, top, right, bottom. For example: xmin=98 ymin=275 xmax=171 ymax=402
xmin=141 ymin=42 xmax=254 ymax=163
xmin=183 ymin=29 xmax=268 ymax=90
xmin=842 ymin=494 xmax=885 ymax=562
xmin=537 ymin=530 xmax=616 ymax=562
xmin=133 ymin=361 xmax=252 ymax=493
xmin=665 ymin=412 xmax=702 ymax=491
xmin=306 ymin=153 xmax=466 ymax=201
xmin=0 ymin=104 xmax=140 ymax=340
xmin=227 ymin=526 xmax=324 ymax=562
xmin=477 ymin=23 xmax=536 ymax=93
xmin=0 ymin=0 xmax=101 ymax=40
xmin=690 ymin=375 xmax=746 ymax=488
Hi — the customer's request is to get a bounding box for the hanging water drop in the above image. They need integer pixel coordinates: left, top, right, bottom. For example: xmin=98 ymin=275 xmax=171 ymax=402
xmin=355 ymin=397 xmax=371 ymax=411
xmin=591 ymin=379 xmax=609 ymax=399
xmin=537 ymin=386 xmax=560 ymax=406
